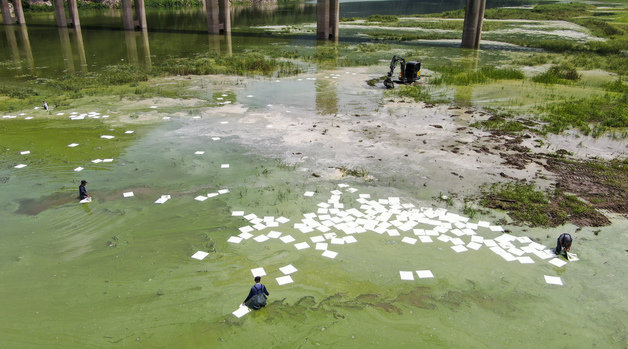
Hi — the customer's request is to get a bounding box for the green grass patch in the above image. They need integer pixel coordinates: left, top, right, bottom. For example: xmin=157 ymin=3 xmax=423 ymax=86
xmin=384 ymin=84 xmax=449 ymax=104
xmin=431 ymin=65 xmax=524 ymax=86
xmin=539 ymin=93 xmax=628 ymax=137
xmin=366 ymin=15 xmax=399 ymax=23
xmin=471 ymin=114 xmax=529 ymax=133
xmin=480 ymin=181 xmax=607 ymax=227
xmin=532 ymin=64 xmax=580 ymax=84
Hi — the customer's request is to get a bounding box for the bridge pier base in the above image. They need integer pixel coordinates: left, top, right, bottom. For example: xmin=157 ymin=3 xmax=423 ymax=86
xmin=206 ymin=0 xmax=229 ymax=34
xmin=317 ymin=0 xmax=339 ymax=40
xmin=67 ymin=0 xmax=80 ymax=29
xmin=461 ymin=0 xmax=486 ymax=49
xmin=1 ymin=0 xmax=15 ymax=25
xmin=53 ymin=0 xmax=67 ymax=27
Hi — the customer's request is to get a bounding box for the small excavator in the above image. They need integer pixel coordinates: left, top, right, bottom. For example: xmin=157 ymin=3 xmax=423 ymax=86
xmin=383 ymin=55 xmax=421 ymax=89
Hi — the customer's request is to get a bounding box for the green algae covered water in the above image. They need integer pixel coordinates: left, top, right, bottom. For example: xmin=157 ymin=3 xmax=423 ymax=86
xmin=1 ymin=110 xmax=627 ymax=348
xmin=1 ymin=1 xmax=628 ymax=347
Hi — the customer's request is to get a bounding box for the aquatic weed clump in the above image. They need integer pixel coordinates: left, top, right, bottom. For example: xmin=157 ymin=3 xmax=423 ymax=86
xmin=532 ymin=64 xmax=580 ymax=84
xmin=539 ymin=93 xmax=627 ymax=137
xmin=479 ymin=181 xmax=608 ymax=227
xmin=159 ymin=52 xmax=300 ymax=77
xmin=431 ymin=65 xmax=524 ymax=86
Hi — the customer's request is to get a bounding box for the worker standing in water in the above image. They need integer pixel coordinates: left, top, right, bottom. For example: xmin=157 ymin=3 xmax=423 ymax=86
xmin=243 ymin=276 xmax=269 ymax=310
xmin=555 ymin=233 xmax=573 ymax=260
xmin=79 ymin=180 xmax=90 ymax=201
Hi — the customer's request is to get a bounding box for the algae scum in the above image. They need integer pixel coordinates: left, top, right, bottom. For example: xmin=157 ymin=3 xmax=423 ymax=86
xmin=2 ymin=0 xmax=628 ymax=347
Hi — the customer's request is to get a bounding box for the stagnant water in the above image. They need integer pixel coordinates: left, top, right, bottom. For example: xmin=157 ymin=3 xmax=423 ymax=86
xmin=1 ymin=1 xmax=627 ymax=348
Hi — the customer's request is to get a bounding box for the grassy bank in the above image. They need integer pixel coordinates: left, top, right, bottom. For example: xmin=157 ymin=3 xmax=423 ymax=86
xmin=479 ymin=181 xmax=610 ymax=227
xmin=0 ymin=52 xmax=300 ymax=112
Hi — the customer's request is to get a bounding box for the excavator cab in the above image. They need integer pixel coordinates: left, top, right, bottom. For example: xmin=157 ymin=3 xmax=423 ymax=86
xmin=383 ymin=55 xmax=421 ymax=89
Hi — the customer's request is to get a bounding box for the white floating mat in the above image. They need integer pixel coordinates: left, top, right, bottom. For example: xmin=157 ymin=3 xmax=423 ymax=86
xmin=276 ymin=275 xmax=293 ymax=285
xmin=279 ymin=264 xmax=298 ymax=275
xmin=194 ymin=196 xmax=208 ymax=202
xmin=267 ymin=231 xmax=282 ymax=239
xmin=544 ymin=275 xmax=563 ymax=286
xmin=14 ymin=164 xmax=27 ymax=169
xmin=415 ymin=270 xmax=434 ymax=279
xmin=102 ymin=158 xmax=113 ymax=163
xmin=221 ymin=164 xmax=230 ymax=168
xmin=207 ymin=193 xmax=219 ymax=198
xmin=419 ymin=236 xmax=433 ymax=243
xmin=250 ymin=267 xmax=266 ymax=277
xmin=401 ymin=237 xmax=417 ymax=245
xmin=20 ymin=150 xmax=30 ymax=155
xmin=232 ymin=304 xmax=250 ymax=318
xmin=517 ymin=256 xmax=535 ymax=264
xmin=451 ymin=245 xmax=468 ymax=253
xmin=294 ymin=242 xmax=310 ymax=250
xmin=548 ymin=258 xmax=567 ymax=268
xmin=310 ymin=235 xmax=325 ymax=243
xmin=123 ymin=192 xmax=134 ymax=198
xmin=79 ymin=197 xmax=92 ymax=204
xmin=315 ymin=242 xmax=328 ymax=250
xmin=253 ymin=235 xmax=269 ymax=242
xmin=321 ymin=250 xmax=338 ymax=259
xmin=304 ymin=191 xmax=315 ymax=197
xmin=467 ymin=242 xmax=482 ymax=250
xmin=344 ymin=236 xmax=357 ymax=244
xmin=212 ymin=137 xmax=221 ymax=141
xmin=399 ymin=271 xmax=414 ymax=281
xmin=67 ymin=143 xmax=79 ymax=147
xmin=218 ymin=189 xmax=230 ymax=194
xmin=232 ymin=211 xmax=244 ymax=216
xmin=100 ymin=135 xmax=115 ymax=139
xmin=239 ymin=226 xmax=254 ymax=234
xmin=238 ymin=232 xmax=253 ymax=240
xmin=194 ymin=151 xmax=205 ymax=155
xmin=74 ymin=167 xmax=84 ymax=172
xmin=154 ymin=195 xmax=171 ymax=204
xmin=227 ymin=236 xmax=243 ymax=244
xmin=125 ymin=130 xmax=134 ymax=134
xmin=280 ymin=235 xmax=295 ymax=243
xmin=191 ymin=251 xmax=209 ymax=260
xmin=244 ymin=213 xmax=257 ymax=220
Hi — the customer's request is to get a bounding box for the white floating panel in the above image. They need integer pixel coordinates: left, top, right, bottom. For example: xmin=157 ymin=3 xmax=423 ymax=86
xmin=544 ymin=275 xmax=563 ymax=286
xmin=227 ymin=236 xmax=243 ymax=244
xmin=250 ymin=267 xmax=266 ymax=277
xmin=548 ymin=258 xmax=567 ymax=268
xmin=232 ymin=305 xmax=250 ymax=318
xmin=399 ymin=271 xmax=414 ymax=281
xmin=123 ymin=192 xmax=134 ymax=198
xmin=191 ymin=251 xmax=209 ymax=260
xmin=321 ymin=250 xmax=338 ymax=259
xmin=415 ymin=270 xmax=434 ymax=279
xmin=276 ymin=275 xmax=293 ymax=285
xmin=279 ymin=264 xmax=298 ymax=275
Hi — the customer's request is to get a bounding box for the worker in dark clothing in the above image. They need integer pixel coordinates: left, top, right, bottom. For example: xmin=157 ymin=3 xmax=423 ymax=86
xmin=243 ymin=276 xmax=269 ymax=310
xmin=555 ymin=233 xmax=573 ymax=259
xmin=79 ymin=180 xmax=90 ymax=200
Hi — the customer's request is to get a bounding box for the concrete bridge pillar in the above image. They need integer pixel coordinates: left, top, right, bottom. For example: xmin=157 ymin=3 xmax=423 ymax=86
xmin=317 ymin=0 xmax=339 ymax=40
xmin=205 ymin=0 xmax=229 ymax=34
xmin=67 ymin=0 xmax=81 ymax=28
xmin=53 ymin=0 xmax=67 ymax=27
xmin=121 ymin=0 xmax=134 ymax=30
xmin=461 ymin=0 xmax=486 ymax=49
xmin=12 ymin=0 xmax=25 ymax=24
xmin=218 ymin=0 xmax=230 ymax=34
xmin=205 ymin=0 xmax=218 ymax=34
xmin=134 ymin=0 xmax=147 ymax=30
xmin=1 ymin=0 xmax=15 ymax=25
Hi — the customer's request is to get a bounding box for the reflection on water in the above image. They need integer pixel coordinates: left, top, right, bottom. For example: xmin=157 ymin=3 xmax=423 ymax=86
xmin=58 ymin=27 xmax=75 ymax=73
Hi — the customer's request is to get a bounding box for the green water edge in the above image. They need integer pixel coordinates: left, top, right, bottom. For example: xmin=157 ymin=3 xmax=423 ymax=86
xmin=1 ymin=2 xmax=627 ymax=347
xmin=0 ymin=93 xmax=627 ymax=348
